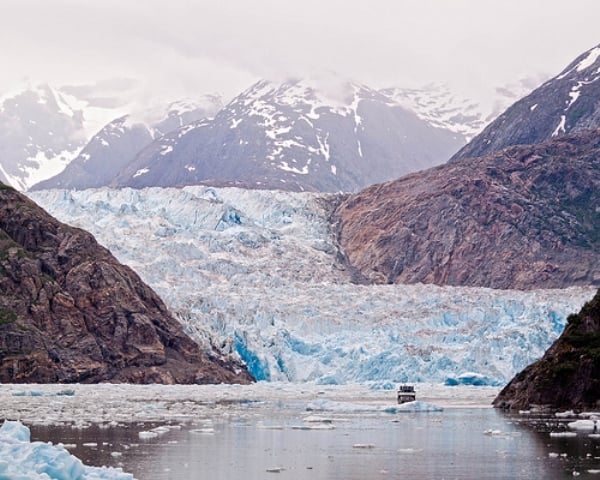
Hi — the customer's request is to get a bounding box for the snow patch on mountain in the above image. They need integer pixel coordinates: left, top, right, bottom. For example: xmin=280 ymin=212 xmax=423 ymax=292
xmin=0 ymin=85 xmax=89 ymax=190
xmin=381 ymin=78 xmax=546 ymax=141
xmin=29 ymin=187 xmax=595 ymax=386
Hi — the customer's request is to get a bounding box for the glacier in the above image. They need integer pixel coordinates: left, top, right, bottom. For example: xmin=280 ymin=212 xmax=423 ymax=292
xmin=28 ymin=186 xmax=595 ymax=386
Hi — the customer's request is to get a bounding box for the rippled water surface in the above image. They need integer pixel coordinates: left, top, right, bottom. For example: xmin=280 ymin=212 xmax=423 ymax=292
xmin=16 ymin=383 xmax=600 ymax=480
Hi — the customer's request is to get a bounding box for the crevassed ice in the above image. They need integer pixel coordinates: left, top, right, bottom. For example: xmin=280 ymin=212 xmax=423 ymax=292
xmin=28 ymin=187 xmax=595 ymax=386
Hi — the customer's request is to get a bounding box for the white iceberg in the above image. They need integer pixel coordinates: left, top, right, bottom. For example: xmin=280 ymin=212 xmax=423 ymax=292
xmin=306 ymin=398 xmax=442 ymax=413
xmin=568 ymin=419 xmax=598 ymax=431
xmin=0 ymin=420 xmax=135 ymax=479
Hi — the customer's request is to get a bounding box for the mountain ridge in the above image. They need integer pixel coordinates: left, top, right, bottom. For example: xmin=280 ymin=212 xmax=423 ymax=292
xmin=334 ymin=128 xmax=600 ymax=290
xmin=0 ymin=182 xmax=252 ymax=384
xmin=452 ymin=43 xmax=600 ymax=161
xmin=108 ymin=78 xmax=465 ymax=193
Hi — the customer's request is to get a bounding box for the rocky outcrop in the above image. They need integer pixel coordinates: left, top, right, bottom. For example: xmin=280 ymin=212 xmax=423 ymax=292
xmin=0 ymin=183 xmax=253 ymax=384
xmin=493 ymin=289 xmax=600 ymax=410
xmin=451 ymin=43 xmax=600 ymax=161
xmin=334 ymin=128 xmax=600 ymax=290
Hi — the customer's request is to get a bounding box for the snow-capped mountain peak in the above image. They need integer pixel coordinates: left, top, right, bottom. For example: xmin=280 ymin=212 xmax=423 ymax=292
xmin=30 ymin=94 xmax=223 ymax=191
xmin=0 ymin=84 xmax=88 ymax=190
xmin=108 ymin=77 xmax=464 ymax=193
xmin=452 ymin=43 xmax=600 ymax=161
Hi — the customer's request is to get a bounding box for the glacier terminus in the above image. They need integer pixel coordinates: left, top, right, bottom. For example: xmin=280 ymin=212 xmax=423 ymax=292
xmin=29 ymin=186 xmax=594 ymax=387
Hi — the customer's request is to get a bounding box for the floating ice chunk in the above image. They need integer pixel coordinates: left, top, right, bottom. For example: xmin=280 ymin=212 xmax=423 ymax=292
xmin=568 ymin=419 xmax=598 ymax=431
xmin=352 ymin=443 xmax=375 ymax=449
xmin=550 ymin=432 xmax=577 ymax=437
xmin=398 ymin=448 xmax=422 ymax=454
xmin=393 ymin=401 xmax=444 ymax=413
xmin=0 ymin=420 xmax=135 ymax=479
xmin=306 ymin=399 xmax=442 ymax=413
xmin=291 ymin=424 xmax=335 ymax=431
xmin=0 ymin=420 xmax=30 ymax=442
xmin=151 ymin=426 xmax=170 ymax=435
xmin=579 ymin=412 xmax=600 ymax=418
xmin=189 ymin=428 xmax=215 ymax=434
xmin=555 ymin=410 xmax=576 ymax=418
xmin=302 ymin=415 xmax=335 ymax=424
xmin=138 ymin=431 xmax=159 ymax=439
xmin=266 ymin=467 xmax=285 ymax=473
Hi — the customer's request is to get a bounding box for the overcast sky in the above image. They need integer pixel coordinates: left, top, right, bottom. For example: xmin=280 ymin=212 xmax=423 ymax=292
xmin=2 ymin=0 xmax=599 ymax=105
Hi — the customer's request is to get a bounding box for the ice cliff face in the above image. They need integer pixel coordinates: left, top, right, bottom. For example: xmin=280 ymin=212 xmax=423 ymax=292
xmin=29 ymin=187 xmax=595 ymax=386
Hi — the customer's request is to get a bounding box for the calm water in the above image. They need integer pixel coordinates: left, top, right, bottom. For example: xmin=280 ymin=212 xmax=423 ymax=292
xmin=31 ymin=405 xmax=600 ymax=480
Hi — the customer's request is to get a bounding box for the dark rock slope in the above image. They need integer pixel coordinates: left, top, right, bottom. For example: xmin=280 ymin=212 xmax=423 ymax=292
xmin=494 ymin=289 xmax=600 ymax=410
xmin=334 ymin=128 xmax=600 ymax=290
xmin=0 ymin=183 xmax=253 ymax=384
xmin=452 ymin=43 xmax=600 ymax=161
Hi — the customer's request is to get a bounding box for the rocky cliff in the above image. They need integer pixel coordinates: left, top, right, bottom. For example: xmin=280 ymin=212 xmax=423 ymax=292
xmin=0 ymin=183 xmax=253 ymax=384
xmin=493 ymin=289 xmax=600 ymax=410
xmin=334 ymin=128 xmax=600 ymax=290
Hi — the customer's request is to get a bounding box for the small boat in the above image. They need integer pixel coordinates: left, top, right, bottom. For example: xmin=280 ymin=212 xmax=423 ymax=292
xmin=397 ymin=384 xmax=416 ymax=404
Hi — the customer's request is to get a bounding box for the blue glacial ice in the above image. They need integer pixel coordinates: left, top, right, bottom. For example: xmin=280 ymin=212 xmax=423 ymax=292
xmin=0 ymin=420 xmax=134 ymax=479
xmin=28 ymin=186 xmax=596 ymax=387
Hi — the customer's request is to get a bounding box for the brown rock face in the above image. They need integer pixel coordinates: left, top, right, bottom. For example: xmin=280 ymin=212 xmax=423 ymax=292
xmin=493 ymin=289 xmax=600 ymax=410
xmin=0 ymin=183 xmax=253 ymax=384
xmin=334 ymin=129 xmax=600 ymax=290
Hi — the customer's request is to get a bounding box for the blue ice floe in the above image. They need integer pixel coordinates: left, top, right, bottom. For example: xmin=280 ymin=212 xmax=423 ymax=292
xmin=0 ymin=420 xmax=135 ymax=479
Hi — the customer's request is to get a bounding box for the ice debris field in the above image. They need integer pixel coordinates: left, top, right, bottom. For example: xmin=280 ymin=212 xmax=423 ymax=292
xmin=0 ymin=382 xmax=491 ymax=480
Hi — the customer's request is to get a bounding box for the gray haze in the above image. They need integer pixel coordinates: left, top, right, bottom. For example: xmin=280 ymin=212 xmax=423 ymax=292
xmin=2 ymin=1 xmax=600 ymax=106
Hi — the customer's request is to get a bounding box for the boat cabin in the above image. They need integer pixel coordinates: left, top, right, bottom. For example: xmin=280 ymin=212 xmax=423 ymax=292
xmin=397 ymin=384 xmax=416 ymax=404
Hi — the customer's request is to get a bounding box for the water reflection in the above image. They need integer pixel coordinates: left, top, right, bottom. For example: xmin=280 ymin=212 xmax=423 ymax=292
xmin=499 ymin=411 xmax=600 ymax=477
xmin=31 ymin=408 xmax=600 ymax=480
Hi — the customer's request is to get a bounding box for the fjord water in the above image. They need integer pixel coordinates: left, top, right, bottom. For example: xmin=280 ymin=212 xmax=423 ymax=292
xmin=21 ymin=384 xmax=600 ymax=480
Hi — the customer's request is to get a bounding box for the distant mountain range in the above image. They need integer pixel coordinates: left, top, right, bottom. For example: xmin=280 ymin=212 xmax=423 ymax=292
xmin=335 ymin=43 xmax=600 ymax=290
xmin=107 ymin=78 xmax=465 ymax=192
xmin=452 ymin=44 xmax=600 ymax=160
xmin=32 ymin=97 xmax=222 ymax=190
xmin=0 ymin=75 xmax=542 ymax=193
xmin=381 ymin=77 xmax=542 ymax=140
xmin=0 ymin=85 xmax=88 ymax=190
